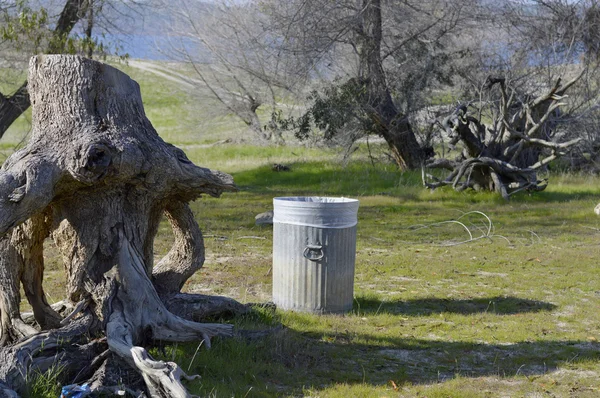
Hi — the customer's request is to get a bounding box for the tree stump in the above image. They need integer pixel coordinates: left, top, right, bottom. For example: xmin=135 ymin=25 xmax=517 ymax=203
xmin=0 ymin=55 xmax=247 ymax=397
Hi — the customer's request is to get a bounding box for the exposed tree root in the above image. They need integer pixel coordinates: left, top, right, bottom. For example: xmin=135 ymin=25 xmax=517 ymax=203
xmin=0 ymin=283 xmax=246 ymax=397
xmin=0 ymin=314 xmax=95 ymax=395
xmin=163 ymin=293 xmax=250 ymax=322
xmin=88 ymin=238 xmax=234 ymax=397
xmin=152 ymin=201 xmax=206 ymax=295
xmin=0 ymin=238 xmax=245 ymax=397
xmin=107 ymin=305 xmax=197 ymax=398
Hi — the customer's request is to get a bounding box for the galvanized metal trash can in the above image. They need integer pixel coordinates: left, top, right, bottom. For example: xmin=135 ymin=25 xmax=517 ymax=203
xmin=272 ymin=197 xmax=359 ymax=313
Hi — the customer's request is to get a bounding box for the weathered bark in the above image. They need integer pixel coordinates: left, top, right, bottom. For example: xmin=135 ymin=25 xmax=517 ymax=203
xmin=0 ymin=0 xmax=90 ymax=139
xmin=0 ymin=55 xmax=247 ymax=397
xmin=152 ymin=201 xmax=204 ymax=294
xmin=13 ymin=213 xmax=62 ymax=331
xmin=357 ymin=0 xmax=424 ymax=170
xmin=0 ymin=314 xmax=97 ymax=395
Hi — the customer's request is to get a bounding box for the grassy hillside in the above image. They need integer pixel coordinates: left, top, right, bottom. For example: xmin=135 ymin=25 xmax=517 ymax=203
xmin=7 ymin=60 xmax=600 ymax=397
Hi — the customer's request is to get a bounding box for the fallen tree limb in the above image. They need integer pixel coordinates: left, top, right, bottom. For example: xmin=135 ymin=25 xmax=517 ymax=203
xmin=425 ymin=72 xmax=584 ymax=198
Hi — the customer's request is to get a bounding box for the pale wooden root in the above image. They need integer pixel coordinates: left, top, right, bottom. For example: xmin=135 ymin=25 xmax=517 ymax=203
xmin=100 ymin=237 xmax=233 ymax=397
xmin=151 ymin=201 xmax=248 ymax=321
xmin=0 ymin=214 xmax=61 ymax=345
xmin=152 ymin=201 xmax=205 ymax=295
xmin=0 ymin=238 xmax=38 ymax=345
xmin=16 ymin=215 xmax=62 ymax=330
xmin=132 ymin=347 xmax=202 ymax=396
xmin=150 ymin=315 xmax=233 ymax=347
xmin=120 ymin=237 xmax=234 ymax=342
xmin=106 ymin=303 xmax=200 ymax=398
xmin=1 ymin=318 xmax=37 ymax=346
xmin=21 ymin=300 xmax=75 ymax=325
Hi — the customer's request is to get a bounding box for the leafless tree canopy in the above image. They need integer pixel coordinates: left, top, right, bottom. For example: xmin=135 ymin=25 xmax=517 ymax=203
xmin=153 ymin=0 xmax=314 ymax=144
xmin=259 ymin=0 xmax=479 ymax=169
xmin=254 ymin=0 xmax=600 ymax=186
xmin=418 ymin=0 xmax=600 ymax=196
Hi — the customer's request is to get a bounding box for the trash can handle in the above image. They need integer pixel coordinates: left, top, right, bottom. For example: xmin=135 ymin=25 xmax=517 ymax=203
xmin=303 ymin=244 xmax=324 ymax=261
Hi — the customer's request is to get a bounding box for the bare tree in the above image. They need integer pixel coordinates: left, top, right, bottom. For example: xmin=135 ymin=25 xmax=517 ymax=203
xmin=0 ymin=0 xmax=153 ymax=140
xmin=424 ymin=0 xmax=600 ymax=197
xmin=262 ymin=0 xmax=474 ymax=169
xmin=425 ymin=74 xmax=584 ymax=199
xmin=157 ymin=0 xmax=309 ymax=144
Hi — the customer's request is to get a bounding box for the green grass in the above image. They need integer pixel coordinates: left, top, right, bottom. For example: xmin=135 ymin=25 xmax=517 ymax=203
xmin=7 ymin=59 xmax=600 ymax=397
xmin=0 ymin=66 xmax=33 ymax=151
xmin=147 ymin=155 xmax=600 ymax=397
xmin=23 ymin=364 xmax=63 ymax=398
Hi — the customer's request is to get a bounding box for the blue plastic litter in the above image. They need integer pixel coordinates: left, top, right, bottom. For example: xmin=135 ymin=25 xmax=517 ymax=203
xmin=60 ymin=383 xmax=91 ymax=398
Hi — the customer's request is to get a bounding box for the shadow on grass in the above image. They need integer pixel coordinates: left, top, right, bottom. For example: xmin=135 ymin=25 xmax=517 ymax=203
xmin=309 ymin=333 xmax=600 ymax=385
xmin=232 ymin=162 xmax=423 ymax=198
xmin=354 ymin=295 xmax=557 ymax=316
xmin=181 ymin=306 xmax=600 ymax=397
xmin=513 ymin=189 xmax=600 ymax=203
xmin=231 ymin=161 xmax=600 ymax=204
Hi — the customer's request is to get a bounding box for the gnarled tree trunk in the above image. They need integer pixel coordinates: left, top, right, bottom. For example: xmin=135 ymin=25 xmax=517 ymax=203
xmin=0 ymin=55 xmax=248 ymax=397
xmin=357 ymin=0 xmax=424 ymax=170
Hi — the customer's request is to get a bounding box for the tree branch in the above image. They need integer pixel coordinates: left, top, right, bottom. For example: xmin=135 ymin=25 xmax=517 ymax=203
xmin=0 ymin=0 xmax=90 ymax=139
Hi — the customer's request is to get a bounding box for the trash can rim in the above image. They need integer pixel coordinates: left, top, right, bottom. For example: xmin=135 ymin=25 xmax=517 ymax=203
xmin=274 ymin=196 xmax=358 ymax=204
